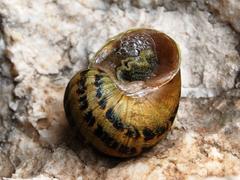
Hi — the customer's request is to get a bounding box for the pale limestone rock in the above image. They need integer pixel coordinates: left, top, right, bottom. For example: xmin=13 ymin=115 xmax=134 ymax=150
xmin=208 ymin=0 xmax=240 ymax=32
xmin=41 ymin=148 xmax=84 ymax=179
xmin=5 ymin=175 xmax=58 ymax=180
xmin=0 ymin=0 xmax=239 ymax=179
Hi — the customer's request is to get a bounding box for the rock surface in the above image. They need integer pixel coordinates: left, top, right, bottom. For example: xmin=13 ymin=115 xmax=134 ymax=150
xmin=0 ymin=0 xmax=239 ymax=179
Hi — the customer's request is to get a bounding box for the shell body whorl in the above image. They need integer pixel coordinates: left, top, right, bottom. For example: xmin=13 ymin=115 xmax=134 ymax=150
xmin=64 ymin=29 xmax=181 ymax=157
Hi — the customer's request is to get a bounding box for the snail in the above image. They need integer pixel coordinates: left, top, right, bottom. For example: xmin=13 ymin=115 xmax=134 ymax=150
xmin=64 ymin=29 xmax=181 ymax=158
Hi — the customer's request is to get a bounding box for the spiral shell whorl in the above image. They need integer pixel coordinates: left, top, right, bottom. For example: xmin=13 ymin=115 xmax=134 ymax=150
xmin=64 ymin=29 xmax=181 ymax=157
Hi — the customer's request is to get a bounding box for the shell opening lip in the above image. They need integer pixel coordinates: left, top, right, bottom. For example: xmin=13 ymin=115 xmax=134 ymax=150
xmin=91 ymin=28 xmax=180 ymax=97
xmin=115 ymin=70 xmax=179 ymax=98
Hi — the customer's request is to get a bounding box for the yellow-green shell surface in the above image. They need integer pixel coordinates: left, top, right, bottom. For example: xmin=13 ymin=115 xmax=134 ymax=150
xmin=64 ymin=29 xmax=181 ymax=157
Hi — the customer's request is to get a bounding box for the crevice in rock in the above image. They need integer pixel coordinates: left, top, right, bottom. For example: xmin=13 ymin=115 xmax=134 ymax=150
xmin=234 ymin=70 xmax=240 ymax=89
xmin=235 ymin=35 xmax=240 ymax=56
xmin=0 ymin=13 xmax=16 ymax=178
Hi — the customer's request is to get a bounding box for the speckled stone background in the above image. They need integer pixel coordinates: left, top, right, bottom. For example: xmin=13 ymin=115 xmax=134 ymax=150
xmin=0 ymin=0 xmax=240 ymax=179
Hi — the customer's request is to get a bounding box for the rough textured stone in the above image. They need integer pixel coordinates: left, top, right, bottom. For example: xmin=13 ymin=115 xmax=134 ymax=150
xmin=208 ymin=0 xmax=240 ymax=33
xmin=0 ymin=0 xmax=239 ymax=179
xmin=0 ymin=152 xmax=15 ymax=177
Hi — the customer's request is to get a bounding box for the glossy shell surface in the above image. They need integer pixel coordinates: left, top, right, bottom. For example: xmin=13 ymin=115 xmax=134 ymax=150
xmin=64 ymin=29 xmax=181 ymax=157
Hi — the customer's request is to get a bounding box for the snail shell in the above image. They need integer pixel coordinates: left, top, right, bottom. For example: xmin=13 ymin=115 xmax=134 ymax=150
xmin=64 ymin=29 xmax=181 ymax=158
